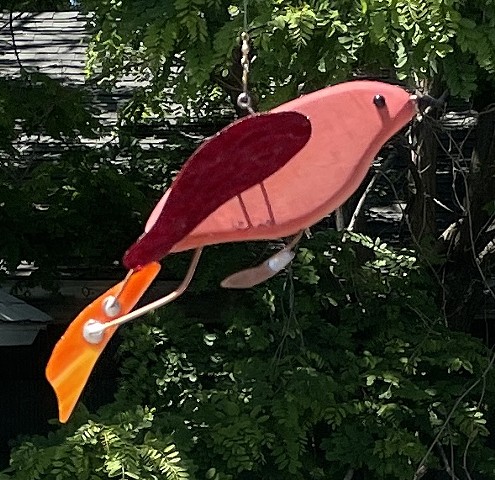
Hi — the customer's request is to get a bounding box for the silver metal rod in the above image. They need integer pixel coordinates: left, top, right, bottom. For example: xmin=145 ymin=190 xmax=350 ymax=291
xmin=97 ymin=248 xmax=203 ymax=332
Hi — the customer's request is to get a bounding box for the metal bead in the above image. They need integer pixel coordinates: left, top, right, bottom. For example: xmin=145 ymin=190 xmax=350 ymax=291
xmin=103 ymin=295 xmax=122 ymax=317
xmin=82 ymin=319 xmax=105 ymax=344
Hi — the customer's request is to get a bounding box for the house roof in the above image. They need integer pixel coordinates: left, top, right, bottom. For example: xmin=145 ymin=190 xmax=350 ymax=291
xmin=0 ymin=11 xmax=87 ymax=84
xmin=0 ymin=11 xmax=229 ymax=153
xmin=0 ymin=289 xmax=52 ymax=346
xmin=0 ymin=290 xmax=51 ymax=323
xmin=0 ymin=10 xmax=152 ymax=146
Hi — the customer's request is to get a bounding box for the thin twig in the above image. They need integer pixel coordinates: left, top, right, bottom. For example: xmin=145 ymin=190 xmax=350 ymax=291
xmin=437 ymin=443 xmax=460 ymax=480
xmin=413 ymin=349 xmax=495 ymax=479
xmin=9 ymin=7 xmax=24 ymax=73
xmin=379 ymin=168 xmax=449 ymax=324
xmin=445 ymin=135 xmax=495 ymax=303
xmin=0 ymin=10 xmax=21 ymax=32
xmin=462 ymin=434 xmax=475 ymax=480
xmin=347 ymin=158 xmax=392 ymax=232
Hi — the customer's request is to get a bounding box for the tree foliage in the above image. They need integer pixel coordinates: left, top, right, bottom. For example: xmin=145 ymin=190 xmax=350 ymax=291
xmin=0 ymin=406 xmax=188 ymax=480
xmin=0 ymin=72 xmax=154 ymax=286
xmin=0 ymin=67 xmax=213 ymax=286
xmin=3 ymin=232 xmax=495 ymax=479
xmin=82 ymin=0 xmax=495 ymax=111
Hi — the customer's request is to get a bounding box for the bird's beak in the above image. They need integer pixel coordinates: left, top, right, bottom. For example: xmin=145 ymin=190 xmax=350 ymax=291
xmin=411 ymin=90 xmax=447 ymax=115
xmin=46 ymin=262 xmax=161 ymax=423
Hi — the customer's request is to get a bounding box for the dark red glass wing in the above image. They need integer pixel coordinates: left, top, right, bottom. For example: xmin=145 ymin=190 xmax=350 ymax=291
xmin=123 ymin=111 xmax=311 ymax=269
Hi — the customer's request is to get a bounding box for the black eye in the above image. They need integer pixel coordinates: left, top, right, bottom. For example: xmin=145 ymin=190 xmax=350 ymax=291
xmin=373 ymin=94 xmax=386 ymax=108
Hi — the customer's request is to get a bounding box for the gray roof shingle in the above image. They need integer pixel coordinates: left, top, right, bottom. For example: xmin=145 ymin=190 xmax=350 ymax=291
xmin=0 ymin=11 xmax=88 ymax=84
xmin=0 ymin=290 xmax=51 ymax=323
xmin=0 ymin=290 xmax=52 ymax=346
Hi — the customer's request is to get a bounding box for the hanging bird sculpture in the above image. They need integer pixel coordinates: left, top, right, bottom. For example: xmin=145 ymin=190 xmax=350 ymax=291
xmin=47 ymin=80 xmax=419 ymax=423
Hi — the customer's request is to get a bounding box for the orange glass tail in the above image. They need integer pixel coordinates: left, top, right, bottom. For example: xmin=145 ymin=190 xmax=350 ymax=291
xmin=46 ymin=262 xmax=161 ymax=423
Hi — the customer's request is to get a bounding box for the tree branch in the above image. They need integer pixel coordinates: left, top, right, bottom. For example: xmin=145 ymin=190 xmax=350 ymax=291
xmin=437 ymin=444 xmax=461 ymax=480
xmin=343 ymin=468 xmax=354 ymax=480
xmin=414 ymin=350 xmax=495 ymax=478
xmin=347 ymin=158 xmax=392 ymax=232
xmin=9 ymin=7 xmax=24 ymax=73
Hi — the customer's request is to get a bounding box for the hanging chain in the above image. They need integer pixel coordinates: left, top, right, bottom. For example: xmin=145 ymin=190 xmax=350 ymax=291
xmin=237 ymin=32 xmax=254 ymax=113
xmin=237 ymin=0 xmax=254 ymax=114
